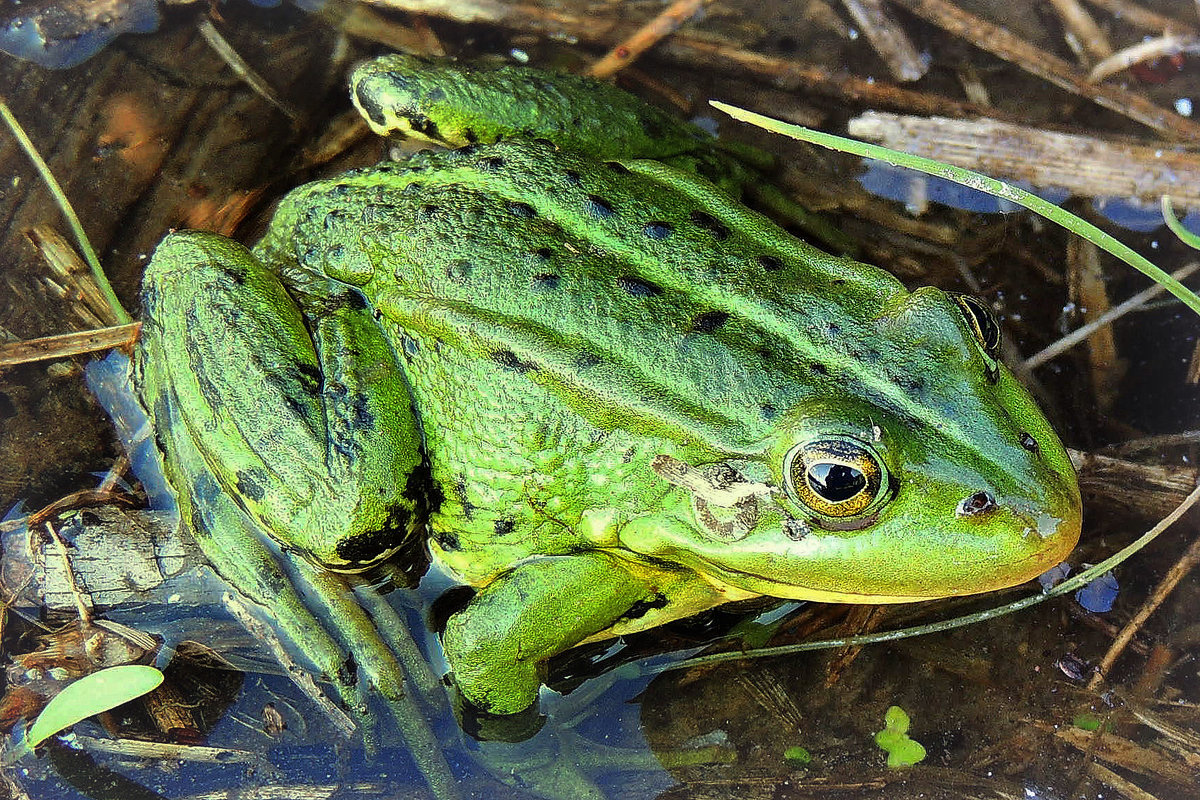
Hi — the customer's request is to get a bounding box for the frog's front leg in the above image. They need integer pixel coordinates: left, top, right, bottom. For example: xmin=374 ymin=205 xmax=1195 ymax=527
xmin=443 ymin=552 xmax=666 ymax=716
xmin=136 ymin=230 xmax=426 ymax=570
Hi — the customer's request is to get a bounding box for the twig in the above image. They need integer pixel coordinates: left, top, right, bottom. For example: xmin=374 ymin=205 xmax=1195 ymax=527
xmin=0 ymin=323 xmax=141 ymax=368
xmin=840 ymin=0 xmax=928 ymax=81
xmin=1082 ymin=0 xmax=1198 ymax=36
xmin=1088 ymin=34 xmax=1200 ymax=82
xmin=220 ymin=592 xmax=357 ymax=739
xmin=666 ymin=38 xmax=1004 ymax=119
xmin=44 ymin=521 xmax=91 ymax=624
xmin=1088 ymin=530 xmax=1200 ymax=689
xmin=848 ymin=112 xmax=1200 ymax=208
xmin=588 ymin=0 xmax=712 ymax=78
xmin=890 ymin=0 xmax=1200 ymax=140
xmin=1024 ymin=263 xmax=1200 ymax=370
xmin=1067 ymin=237 xmax=1122 ymax=412
xmin=1048 ymin=0 xmax=1114 ymax=62
xmin=197 ymin=19 xmax=299 ymax=121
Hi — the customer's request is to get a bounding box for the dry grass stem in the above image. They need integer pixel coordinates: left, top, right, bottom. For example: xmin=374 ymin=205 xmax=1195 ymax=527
xmin=1025 ymin=263 xmax=1200 ymax=371
xmin=197 ymin=19 xmax=298 ymax=121
xmin=1088 ymin=34 xmax=1200 ymax=83
xmin=0 ymin=323 xmax=141 ymax=368
xmin=890 ymin=0 xmax=1200 ymax=139
xmin=588 ymin=0 xmax=711 ymax=79
xmin=1048 ymin=0 xmax=1114 ymax=63
xmin=1088 ymin=531 xmax=1200 ymax=689
xmin=1067 ymin=238 xmax=1122 ymax=412
xmin=839 ymin=0 xmax=928 ymax=81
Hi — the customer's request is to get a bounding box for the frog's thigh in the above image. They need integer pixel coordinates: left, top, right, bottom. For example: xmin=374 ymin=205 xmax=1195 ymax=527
xmin=443 ymin=552 xmax=655 ymax=715
xmin=137 ymin=230 xmax=423 ymax=568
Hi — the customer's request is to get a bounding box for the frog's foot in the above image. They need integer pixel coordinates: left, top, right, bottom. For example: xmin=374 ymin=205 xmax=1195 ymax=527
xmin=442 ymin=552 xmax=662 ymax=716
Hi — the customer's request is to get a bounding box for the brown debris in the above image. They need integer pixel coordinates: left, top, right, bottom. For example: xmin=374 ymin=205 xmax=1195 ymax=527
xmin=1067 ymin=237 xmax=1124 ymax=412
xmin=588 ymin=0 xmax=712 ymax=79
xmin=890 ymin=0 xmax=1200 ymax=139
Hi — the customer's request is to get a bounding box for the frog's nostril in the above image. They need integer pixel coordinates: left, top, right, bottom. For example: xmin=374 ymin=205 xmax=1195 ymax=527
xmin=956 ymin=491 xmax=997 ymax=517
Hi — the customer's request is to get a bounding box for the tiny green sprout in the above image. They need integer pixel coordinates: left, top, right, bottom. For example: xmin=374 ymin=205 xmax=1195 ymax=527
xmin=783 ymin=745 xmax=812 ymax=766
xmin=873 ymin=705 xmax=927 ymax=768
xmin=1073 ymin=712 xmax=1102 ymax=731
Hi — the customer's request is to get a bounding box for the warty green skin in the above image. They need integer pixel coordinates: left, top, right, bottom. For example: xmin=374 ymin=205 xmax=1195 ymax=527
xmin=135 ymin=55 xmax=1082 ymax=715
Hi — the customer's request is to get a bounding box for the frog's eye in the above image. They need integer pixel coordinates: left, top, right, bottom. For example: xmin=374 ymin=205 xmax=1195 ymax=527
xmin=783 ymin=436 xmax=890 ymax=524
xmin=951 ymin=293 xmax=1001 ymax=381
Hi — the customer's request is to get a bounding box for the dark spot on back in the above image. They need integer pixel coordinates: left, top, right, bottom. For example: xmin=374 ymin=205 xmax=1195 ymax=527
xmin=493 ymin=518 xmax=516 ymax=536
xmin=426 ymin=86 xmax=446 ymax=103
xmin=585 ymin=195 xmax=616 ymax=219
xmin=618 ymin=275 xmax=662 ymax=297
xmin=478 ymin=156 xmax=506 ymax=172
xmin=691 ymin=310 xmax=729 ymax=333
xmin=758 ymin=254 xmax=783 ymax=271
xmin=532 ymin=273 xmax=560 ymax=290
xmin=575 ymin=350 xmax=602 ymax=369
xmin=433 ymin=529 xmax=460 ymax=551
xmin=689 ymin=210 xmax=730 ymax=240
xmin=760 ymin=403 xmax=778 ymax=421
xmin=492 ymin=349 xmax=538 ymax=373
xmin=811 ymin=363 xmax=829 ymax=376
xmin=604 ymin=161 xmax=631 ymax=174
xmin=1019 ymin=432 xmax=1040 ymax=453
xmin=533 ymin=246 xmax=553 ymax=261
xmin=462 ymin=128 xmax=478 ymax=143
xmin=508 ymin=201 xmax=537 ymax=218
xmin=235 ymin=469 xmax=266 ymax=502
xmin=643 ymin=221 xmax=674 ymax=240
xmin=564 ymin=170 xmax=582 ymax=185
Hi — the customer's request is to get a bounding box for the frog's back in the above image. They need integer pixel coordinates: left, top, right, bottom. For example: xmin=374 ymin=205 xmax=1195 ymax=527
xmin=262 ymin=140 xmax=907 ymax=450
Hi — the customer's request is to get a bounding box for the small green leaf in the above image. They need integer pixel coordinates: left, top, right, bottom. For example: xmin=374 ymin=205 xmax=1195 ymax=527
xmin=25 ymin=665 xmax=164 ymax=749
xmin=1073 ymin=712 xmax=1102 ymax=731
xmin=873 ymin=705 xmax=927 ymax=768
xmin=783 ymin=745 xmax=811 ymax=766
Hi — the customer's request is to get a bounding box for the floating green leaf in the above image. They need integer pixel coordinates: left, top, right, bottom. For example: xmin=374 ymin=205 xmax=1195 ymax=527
xmin=1073 ymin=712 xmax=1102 ymax=731
xmin=25 ymin=665 xmax=164 ymax=749
xmin=874 ymin=705 xmax=926 ymax=768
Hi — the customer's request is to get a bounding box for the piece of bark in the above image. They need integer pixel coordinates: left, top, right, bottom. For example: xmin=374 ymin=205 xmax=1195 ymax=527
xmin=848 ymin=111 xmax=1200 ymax=210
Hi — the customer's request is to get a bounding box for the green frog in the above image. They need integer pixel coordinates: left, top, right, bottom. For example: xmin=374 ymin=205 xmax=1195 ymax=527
xmin=135 ymin=54 xmax=1082 ymax=717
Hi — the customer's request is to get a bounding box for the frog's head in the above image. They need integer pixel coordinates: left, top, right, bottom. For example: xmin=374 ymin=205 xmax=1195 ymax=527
xmin=635 ymin=287 xmax=1081 ymax=603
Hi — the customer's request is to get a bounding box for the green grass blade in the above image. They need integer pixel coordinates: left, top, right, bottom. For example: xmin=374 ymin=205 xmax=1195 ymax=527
xmin=0 ymin=99 xmax=132 ymax=325
xmin=710 ymin=101 xmax=1200 ymax=318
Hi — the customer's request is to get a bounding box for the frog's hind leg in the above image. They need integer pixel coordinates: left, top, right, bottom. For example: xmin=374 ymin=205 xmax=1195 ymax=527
xmin=136 ymin=229 xmax=426 ymax=570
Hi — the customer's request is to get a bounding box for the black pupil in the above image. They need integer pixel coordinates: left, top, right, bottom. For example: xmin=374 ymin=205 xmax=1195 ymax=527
xmin=807 ymin=463 xmax=866 ymax=502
